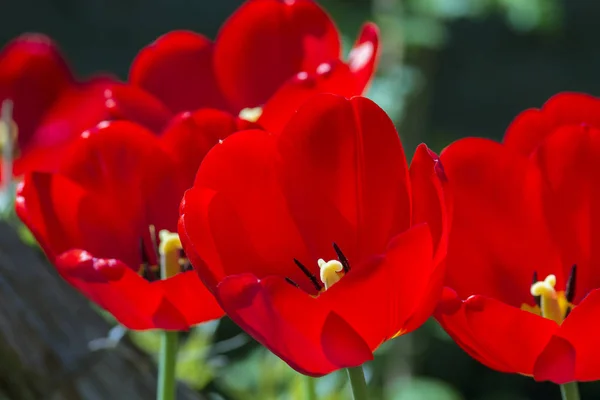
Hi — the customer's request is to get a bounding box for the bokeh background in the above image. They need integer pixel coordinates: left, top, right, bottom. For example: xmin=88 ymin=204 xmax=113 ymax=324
xmin=2 ymin=0 xmax=599 ymax=399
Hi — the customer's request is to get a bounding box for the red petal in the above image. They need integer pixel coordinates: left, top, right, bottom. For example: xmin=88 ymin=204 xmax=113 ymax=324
xmin=347 ymin=23 xmax=380 ymax=93
xmin=537 ymin=289 xmax=600 ymax=382
xmin=277 ymin=94 xmax=411 ymax=263
xmin=213 ymin=0 xmax=341 ymax=109
xmin=532 ymin=125 xmax=600 ymax=303
xmin=533 ymin=336 xmax=576 ymax=384
xmin=440 ymin=138 xmax=563 ymax=307
xmin=0 ymin=33 xmax=73 ymax=146
xmin=258 ymin=61 xmax=359 ymax=134
xmin=129 ymin=31 xmax=231 ymax=114
xmin=215 ymin=273 xmax=372 ymax=376
xmin=504 ymin=92 xmax=600 ymax=156
xmin=436 ymin=295 xmax=559 ymax=376
xmin=320 ymin=224 xmax=435 ymax=348
xmin=154 ymin=271 xmax=224 ymax=326
xmin=409 ymin=144 xmax=449 ymax=264
xmin=102 ymin=83 xmax=173 ymax=133
xmin=16 ymin=172 xmax=89 ymax=259
xmin=159 ymin=109 xmax=241 ymax=187
xmin=14 ymin=79 xmax=173 ymax=177
xmin=56 ymin=250 xmax=192 ymax=330
xmin=180 ymin=130 xmax=312 ymax=291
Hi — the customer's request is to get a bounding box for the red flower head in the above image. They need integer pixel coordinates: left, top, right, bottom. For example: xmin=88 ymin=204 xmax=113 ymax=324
xmin=437 ymin=92 xmax=600 ymax=383
xmin=178 ymin=94 xmax=449 ymax=376
xmin=129 ymin=0 xmax=379 ymax=129
xmin=0 ymin=33 xmax=173 ymax=180
xmin=14 ymin=109 xmax=250 ymax=330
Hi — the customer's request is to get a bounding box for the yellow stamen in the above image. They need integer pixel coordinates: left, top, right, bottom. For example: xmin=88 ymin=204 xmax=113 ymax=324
xmin=158 ymin=230 xmax=182 ymax=279
xmin=318 ymin=258 xmax=344 ymax=290
xmin=529 ymin=274 xmax=570 ymax=324
xmin=238 ymin=107 xmax=263 ymax=123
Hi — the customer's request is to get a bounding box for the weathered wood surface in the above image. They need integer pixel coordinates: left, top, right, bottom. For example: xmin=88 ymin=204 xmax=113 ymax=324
xmin=0 ymin=221 xmax=203 ymax=400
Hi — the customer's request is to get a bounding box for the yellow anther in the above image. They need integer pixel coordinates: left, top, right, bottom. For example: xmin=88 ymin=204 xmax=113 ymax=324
xmin=318 ymin=259 xmax=344 ymax=290
xmin=238 ymin=106 xmax=263 ymax=123
xmin=158 ymin=230 xmax=182 ymax=279
xmin=530 ymin=274 xmax=564 ymax=324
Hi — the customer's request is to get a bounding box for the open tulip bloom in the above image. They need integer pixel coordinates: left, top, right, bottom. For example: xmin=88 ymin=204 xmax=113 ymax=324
xmin=437 ymin=92 xmax=600 ymax=388
xmin=179 ymin=93 xmax=449 ymax=377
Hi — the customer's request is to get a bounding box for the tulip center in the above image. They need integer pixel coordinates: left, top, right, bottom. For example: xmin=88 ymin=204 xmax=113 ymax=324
xmin=138 ymin=226 xmax=192 ymax=282
xmin=238 ymin=107 xmax=263 ymax=123
xmin=523 ymin=266 xmax=576 ymax=324
xmin=288 ymin=243 xmax=350 ymax=294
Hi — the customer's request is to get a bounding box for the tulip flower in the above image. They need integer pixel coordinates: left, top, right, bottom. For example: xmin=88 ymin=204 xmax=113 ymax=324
xmin=0 ymin=33 xmax=172 ymax=180
xmin=179 ymin=93 xmax=449 ymax=376
xmin=129 ymin=0 xmax=380 ymax=131
xmin=437 ymin=92 xmax=600 ymax=385
xmin=13 ymin=111 xmax=254 ymax=329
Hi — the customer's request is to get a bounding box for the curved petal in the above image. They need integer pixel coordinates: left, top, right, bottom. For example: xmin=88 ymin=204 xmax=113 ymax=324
xmin=440 ymin=137 xmax=562 ymax=307
xmin=16 ymin=172 xmax=89 ymax=260
xmin=60 ymin=121 xmax=184 ymax=246
xmin=56 ymin=250 xmax=209 ymax=330
xmin=153 ymin=270 xmax=224 ymax=326
xmin=0 ymin=33 xmax=73 ymax=146
xmin=347 ymin=22 xmax=380 ymax=93
xmin=213 ymin=0 xmax=341 ymax=110
xmin=436 ymin=295 xmax=559 ymax=376
xmin=532 ymin=125 xmax=600 ymax=303
xmin=504 ymin=92 xmax=600 ymax=156
xmin=258 ymin=61 xmax=359 ymax=134
xmin=409 ymin=144 xmax=449 ymax=263
xmin=277 ymin=94 xmax=411 ymax=263
xmin=536 ymin=289 xmax=600 ymax=382
xmin=180 ymin=130 xmax=312 ymax=292
xmin=321 ymin=224 xmax=435 ymax=348
xmin=159 ymin=109 xmax=242 ymax=187
xmin=129 ymin=31 xmax=231 ymax=113
xmin=215 ymin=273 xmax=372 ymax=376
xmin=14 ymin=79 xmax=173 ymax=177
xmin=102 ymin=83 xmax=173 ymax=133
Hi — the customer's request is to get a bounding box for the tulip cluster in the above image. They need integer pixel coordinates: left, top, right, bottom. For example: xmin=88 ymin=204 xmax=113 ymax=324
xmin=1 ymin=0 xmax=597 ymax=399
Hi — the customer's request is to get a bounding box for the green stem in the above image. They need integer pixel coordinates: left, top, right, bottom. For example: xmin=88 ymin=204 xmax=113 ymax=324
xmin=560 ymin=382 xmax=581 ymax=400
xmin=305 ymin=375 xmax=317 ymax=400
xmin=347 ymin=366 xmax=369 ymax=400
xmin=157 ymin=330 xmax=178 ymax=400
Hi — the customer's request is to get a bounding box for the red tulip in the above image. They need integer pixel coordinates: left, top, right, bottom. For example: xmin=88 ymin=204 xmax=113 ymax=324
xmin=437 ymin=92 xmax=600 ymax=383
xmin=178 ymin=94 xmax=449 ymax=376
xmin=0 ymin=34 xmax=172 ymax=180
xmin=129 ymin=0 xmax=379 ymax=125
xmin=14 ymin=112 xmax=250 ymax=329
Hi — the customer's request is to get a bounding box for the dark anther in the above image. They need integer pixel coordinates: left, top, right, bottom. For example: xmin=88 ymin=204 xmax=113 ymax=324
xmin=332 ymin=242 xmax=350 ymax=273
xmin=565 ymin=264 xmax=577 ymax=303
xmin=285 ymin=277 xmax=300 ymax=288
xmin=293 ymin=258 xmax=322 ymax=291
xmin=139 ymin=237 xmax=150 ymax=264
xmin=565 ymin=307 xmax=572 ymax=319
xmin=148 ymin=225 xmax=160 ymax=261
xmin=532 ymin=271 xmax=541 ymax=308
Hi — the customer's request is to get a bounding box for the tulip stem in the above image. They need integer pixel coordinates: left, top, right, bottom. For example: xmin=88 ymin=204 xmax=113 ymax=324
xmin=560 ymin=382 xmax=581 ymax=400
xmin=157 ymin=330 xmax=178 ymax=400
xmin=347 ymin=366 xmax=369 ymax=400
xmin=305 ymin=375 xmax=317 ymax=400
